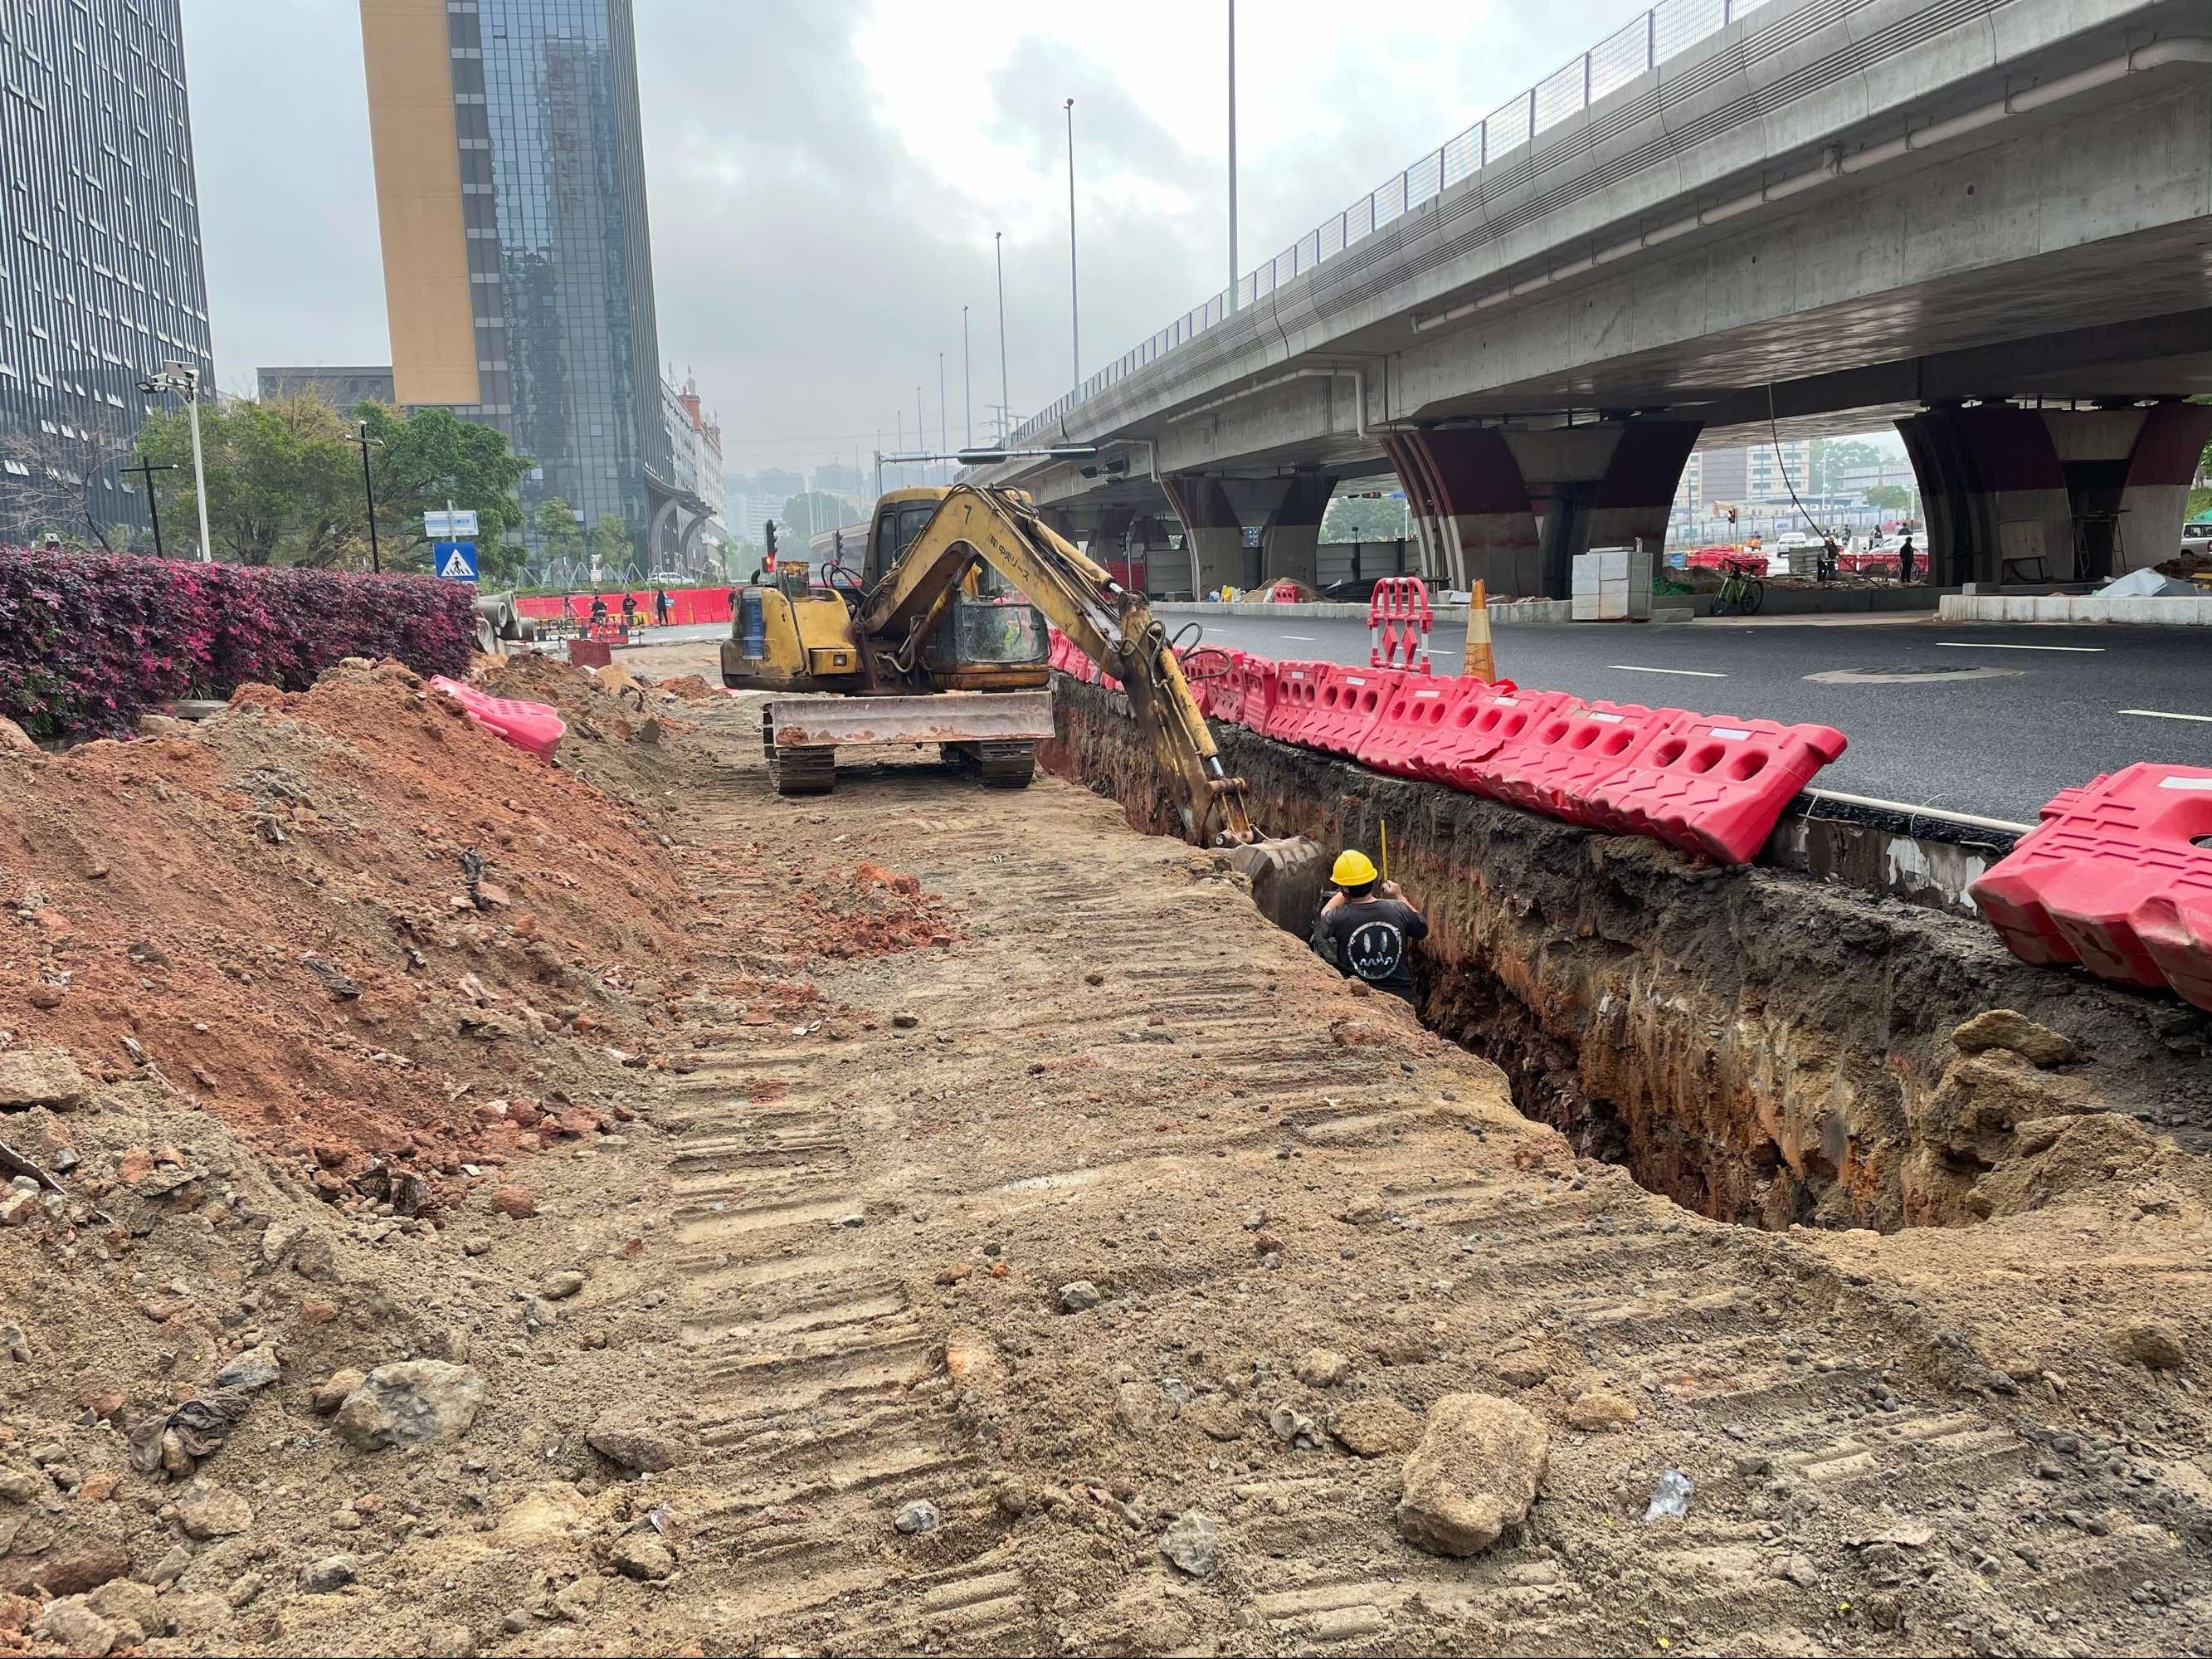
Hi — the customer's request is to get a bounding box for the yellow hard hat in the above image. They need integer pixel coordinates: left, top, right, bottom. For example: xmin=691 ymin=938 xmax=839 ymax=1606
xmin=1331 ymin=849 xmax=1378 ymax=886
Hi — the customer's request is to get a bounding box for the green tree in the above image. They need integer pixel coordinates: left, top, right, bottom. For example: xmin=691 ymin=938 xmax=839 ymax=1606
xmin=780 ymin=491 xmax=859 ymax=543
xmin=136 ymin=391 xmax=361 ymax=566
xmin=588 ymin=512 xmax=635 ymax=572
xmin=1863 ymin=484 xmax=1911 ymax=511
xmin=1320 ymin=492 xmax=1410 ymax=543
xmin=353 ymin=403 xmax=532 ymax=578
xmin=533 ymin=498 xmax=587 ymax=571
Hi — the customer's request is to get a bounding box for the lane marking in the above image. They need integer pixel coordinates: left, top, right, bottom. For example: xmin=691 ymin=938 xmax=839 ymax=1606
xmin=1278 ymin=634 xmax=1318 ymax=642
xmin=2120 ymin=708 xmax=2212 ymax=725
xmin=1608 ymin=664 xmax=1727 ymax=678
xmin=1937 ymin=641 xmax=2104 ymax=652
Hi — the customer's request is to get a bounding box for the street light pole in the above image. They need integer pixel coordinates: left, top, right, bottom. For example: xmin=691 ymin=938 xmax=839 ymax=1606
xmin=119 ymin=457 xmax=178 ymax=557
xmin=1065 ymin=97 xmax=1079 ymax=393
xmin=995 ymin=232 xmax=1011 ymax=446
xmin=343 ymin=420 xmax=385 ymax=573
xmin=1226 ymin=0 xmax=1239 ymax=312
xmin=139 ymin=361 xmax=211 ymax=560
xmin=938 ymin=353 xmax=948 ymax=472
xmin=962 ymin=306 xmax=972 ymax=448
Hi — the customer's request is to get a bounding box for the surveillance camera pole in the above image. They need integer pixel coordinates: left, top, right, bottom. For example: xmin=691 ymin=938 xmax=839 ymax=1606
xmin=119 ymin=457 xmax=178 ymax=558
xmin=343 ymin=421 xmax=385 ymax=573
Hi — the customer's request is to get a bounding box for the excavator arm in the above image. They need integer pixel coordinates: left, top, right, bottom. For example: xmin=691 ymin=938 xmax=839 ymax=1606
xmin=860 ymin=485 xmax=1257 ymax=847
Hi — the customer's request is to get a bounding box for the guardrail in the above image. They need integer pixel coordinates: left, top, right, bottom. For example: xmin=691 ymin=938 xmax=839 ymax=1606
xmin=1011 ymin=0 xmax=1776 ymax=445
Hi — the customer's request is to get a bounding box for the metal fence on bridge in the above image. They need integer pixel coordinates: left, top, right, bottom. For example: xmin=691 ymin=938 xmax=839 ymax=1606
xmin=1011 ymin=0 xmax=1776 ymax=445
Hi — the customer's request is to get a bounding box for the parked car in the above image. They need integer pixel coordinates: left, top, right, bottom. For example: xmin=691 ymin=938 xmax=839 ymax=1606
xmin=2182 ymin=521 xmax=2212 ymax=556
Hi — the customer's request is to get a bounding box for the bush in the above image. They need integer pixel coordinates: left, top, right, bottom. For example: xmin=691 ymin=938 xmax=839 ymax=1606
xmin=0 ymin=547 xmax=479 ymax=739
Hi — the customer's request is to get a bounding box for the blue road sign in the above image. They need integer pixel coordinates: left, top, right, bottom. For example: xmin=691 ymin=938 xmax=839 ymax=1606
xmin=434 ymin=540 xmax=479 ymax=583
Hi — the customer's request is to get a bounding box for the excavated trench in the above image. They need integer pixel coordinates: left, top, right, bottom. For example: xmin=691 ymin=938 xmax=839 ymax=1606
xmin=1044 ymin=677 xmax=2212 ymax=1233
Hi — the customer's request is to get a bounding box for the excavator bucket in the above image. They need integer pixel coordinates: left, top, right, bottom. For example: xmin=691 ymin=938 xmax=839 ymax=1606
xmin=763 ymin=691 xmax=1056 ymax=749
xmin=1220 ymin=837 xmax=1328 ymax=934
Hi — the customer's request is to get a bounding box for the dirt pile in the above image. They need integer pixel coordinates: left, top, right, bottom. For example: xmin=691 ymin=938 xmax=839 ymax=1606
xmin=0 ymin=658 xmax=695 ymax=1207
xmin=474 ymin=651 xmax=715 ymax=802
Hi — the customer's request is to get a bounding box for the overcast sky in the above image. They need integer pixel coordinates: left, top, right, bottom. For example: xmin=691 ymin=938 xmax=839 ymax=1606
xmin=182 ymin=0 xmax=1659 ymax=479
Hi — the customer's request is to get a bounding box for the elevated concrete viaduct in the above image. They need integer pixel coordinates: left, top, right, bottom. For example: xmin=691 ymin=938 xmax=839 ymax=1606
xmin=977 ymin=0 xmax=2212 ymax=597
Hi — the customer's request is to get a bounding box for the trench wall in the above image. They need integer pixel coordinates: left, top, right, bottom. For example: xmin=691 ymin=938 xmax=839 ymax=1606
xmin=1043 ymin=678 xmax=2212 ymax=1232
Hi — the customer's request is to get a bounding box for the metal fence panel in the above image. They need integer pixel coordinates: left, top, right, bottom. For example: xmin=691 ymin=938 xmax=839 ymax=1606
xmin=1655 ymin=0 xmax=1726 ymax=62
xmin=1440 ymin=124 xmax=1484 ymax=190
xmin=1407 ymin=149 xmax=1442 ymax=207
xmin=1588 ymin=17 xmax=1652 ymax=103
xmin=1486 ymin=91 xmax=1533 ymax=155
xmin=1532 ymin=60 xmax=1586 ymax=137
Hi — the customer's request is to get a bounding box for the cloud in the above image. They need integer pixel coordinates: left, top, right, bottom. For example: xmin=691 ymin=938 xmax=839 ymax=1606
xmin=183 ymin=0 xmax=1673 ymax=474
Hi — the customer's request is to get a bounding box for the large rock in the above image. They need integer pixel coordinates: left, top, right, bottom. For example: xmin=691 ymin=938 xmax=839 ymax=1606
xmin=176 ymin=1481 xmax=253 ymax=1540
xmin=585 ymin=1412 xmax=683 ymax=1473
xmin=331 ymin=1361 xmax=485 ymax=1450
xmin=0 ymin=1050 xmax=91 ymax=1112
xmin=1950 ymin=1008 xmax=2077 ymax=1066
xmin=1396 ymin=1392 xmax=1548 ymax=1558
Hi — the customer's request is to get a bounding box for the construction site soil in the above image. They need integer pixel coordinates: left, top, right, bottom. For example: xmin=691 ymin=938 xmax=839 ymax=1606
xmin=0 ymin=647 xmax=2205 ymax=1658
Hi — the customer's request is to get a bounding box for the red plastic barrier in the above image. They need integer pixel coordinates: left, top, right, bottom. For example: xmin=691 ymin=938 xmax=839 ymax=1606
xmin=1296 ymin=665 xmax=1400 ymax=757
xmin=1420 ymin=686 xmax=1581 ymax=788
xmin=1231 ymin=655 xmax=1279 ymax=733
xmin=1474 ymin=701 xmax=1693 ymax=826
xmin=1266 ymin=661 xmax=1329 ymax=744
xmin=1268 ymin=580 xmax=1303 ymax=603
xmin=1970 ymin=764 xmax=2212 ymax=1012
xmin=428 ymin=676 xmax=565 ymax=764
xmin=1354 ymin=675 xmax=1483 ymax=778
xmin=1367 ymin=577 xmax=1433 ymax=673
xmin=1178 ymin=647 xmax=1240 ymax=719
xmin=1584 ymin=715 xmax=1849 ymax=865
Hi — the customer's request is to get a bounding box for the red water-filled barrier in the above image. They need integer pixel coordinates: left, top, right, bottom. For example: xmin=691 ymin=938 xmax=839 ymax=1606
xmin=1355 ymin=675 xmax=1484 ymax=778
xmin=1971 ymin=764 xmax=2212 ymax=1012
xmin=428 ymin=676 xmax=565 ymax=764
xmin=1267 ymin=662 xmax=1328 ymax=745
xmin=1228 ymin=655 xmax=1279 ymax=733
xmin=1472 ymin=701 xmax=1691 ymax=826
xmin=1424 ymin=686 xmax=1581 ymax=788
xmin=1302 ymin=665 xmax=1402 ymax=757
xmin=1584 ymin=715 xmax=1849 ymax=864
xmin=1177 ymin=646 xmax=1241 ymax=718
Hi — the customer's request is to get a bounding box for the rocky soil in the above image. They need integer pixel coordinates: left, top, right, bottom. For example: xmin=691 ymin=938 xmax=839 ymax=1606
xmin=0 ymin=647 xmax=2205 ymax=1657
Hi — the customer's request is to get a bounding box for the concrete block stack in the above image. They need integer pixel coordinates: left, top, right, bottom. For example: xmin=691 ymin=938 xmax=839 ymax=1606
xmin=1570 ymin=547 xmax=1653 ymax=622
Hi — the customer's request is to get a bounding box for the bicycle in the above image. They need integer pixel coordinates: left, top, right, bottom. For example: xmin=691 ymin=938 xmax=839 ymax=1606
xmin=1713 ymin=563 xmax=1765 ymax=617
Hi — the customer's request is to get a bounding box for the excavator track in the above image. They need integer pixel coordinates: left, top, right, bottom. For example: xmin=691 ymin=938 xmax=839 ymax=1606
xmin=940 ymin=739 xmax=1036 ymax=788
xmin=762 ymin=712 xmax=836 ymax=796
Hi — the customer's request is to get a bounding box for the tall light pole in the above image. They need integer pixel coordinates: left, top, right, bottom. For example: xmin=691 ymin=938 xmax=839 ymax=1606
xmin=139 ymin=362 xmax=211 ymax=561
xmin=1226 ymin=1 xmax=1240 ymax=312
xmin=1065 ymin=97 xmax=1079 ymax=393
xmin=995 ymin=232 xmax=1010 ymax=445
xmin=343 ymin=421 xmax=385 ymax=573
xmin=938 ymin=353 xmax=948 ymax=471
xmin=962 ymin=305 xmax=972 ymax=448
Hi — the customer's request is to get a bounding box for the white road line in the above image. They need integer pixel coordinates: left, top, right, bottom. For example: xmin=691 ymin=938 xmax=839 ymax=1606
xmin=2120 ymin=707 xmax=2212 ymax=724
xmin=1279 ymin=634 xmax=1318 ymax=642
xmin=1937 ymin=641 xmax=2104 ymax=652
xmin=1608 ymin=664 xmax=1728 ymax=678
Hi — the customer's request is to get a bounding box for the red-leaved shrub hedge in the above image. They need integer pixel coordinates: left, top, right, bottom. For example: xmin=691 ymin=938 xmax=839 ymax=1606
xmin=0 ymin=548 xmax=480 ymax=739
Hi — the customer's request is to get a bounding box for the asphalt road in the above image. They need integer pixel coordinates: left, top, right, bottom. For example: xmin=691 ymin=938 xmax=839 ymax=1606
xmin=1184 ymin=613 xmax=2212 ymax=822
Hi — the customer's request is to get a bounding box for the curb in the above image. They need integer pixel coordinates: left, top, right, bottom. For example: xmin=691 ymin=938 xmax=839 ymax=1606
xmin=1939 ymin=593 xmax=2212 ymax=626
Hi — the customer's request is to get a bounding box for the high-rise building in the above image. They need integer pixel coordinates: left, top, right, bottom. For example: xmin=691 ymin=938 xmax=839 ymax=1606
xmin=257 ymin=366 xmax=397 ymax=408
xmin=360 ymin=0 xmax=710 ymax=559
xmin=658 ymin=367 xmax=723 ymax=573
xmin=0 ymin=1 xmax=212 ymax=546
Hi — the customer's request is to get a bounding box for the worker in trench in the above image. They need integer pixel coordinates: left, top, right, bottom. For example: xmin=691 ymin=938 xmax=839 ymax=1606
xmin=1309 ymin=849 xmax=1429 ymax=1004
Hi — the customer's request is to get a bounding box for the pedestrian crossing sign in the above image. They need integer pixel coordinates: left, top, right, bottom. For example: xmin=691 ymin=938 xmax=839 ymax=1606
xmin=434 ymin=540 xmax=479 ymax=583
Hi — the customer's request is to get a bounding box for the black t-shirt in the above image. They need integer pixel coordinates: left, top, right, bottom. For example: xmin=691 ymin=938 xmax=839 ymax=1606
xmin=1313 ymin=898 xmax=1429 ymax=997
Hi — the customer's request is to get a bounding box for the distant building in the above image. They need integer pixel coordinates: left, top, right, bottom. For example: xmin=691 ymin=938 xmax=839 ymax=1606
xmin=658 ymin=368 xmax=724 ymax=572
xmin=813 ymin=461 xmax=864 ymax=499
xmin=727 ymin=494 xmax=781 ymax=547
xmin=0 ymin=1 xmax=213 ymax=545
xmin=361 ymin=0 xmax=712 ymax=563
xmin=257 ymin=366 xmax=397 ymax=408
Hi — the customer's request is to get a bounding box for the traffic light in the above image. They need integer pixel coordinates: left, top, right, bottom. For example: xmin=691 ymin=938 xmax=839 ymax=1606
xmin=1727 ymin=505 xmax=1739 ymax=527
xmin=764 ymin=520 xmax=777 ymax=565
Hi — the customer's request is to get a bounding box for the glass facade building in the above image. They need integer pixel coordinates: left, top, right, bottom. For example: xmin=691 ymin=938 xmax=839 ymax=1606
xmin=0 ymin=0 xmax=212 ymax=542
xmin=366 ymin=0 xmax=670 ymax=556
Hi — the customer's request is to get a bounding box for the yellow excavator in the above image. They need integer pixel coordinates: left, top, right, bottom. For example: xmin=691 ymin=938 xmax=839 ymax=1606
xmin=721 ymin=482 xmax=1264 ymax=850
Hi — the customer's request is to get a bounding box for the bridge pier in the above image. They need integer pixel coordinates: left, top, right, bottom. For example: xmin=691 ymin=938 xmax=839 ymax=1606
xmin=1384 ymin=421 xmax=1698 ymax=598
xmin=1899 ymin=403 xmax=2212 ymax=584
xmin=1257 ymin=474 xmax=1336 ymax=589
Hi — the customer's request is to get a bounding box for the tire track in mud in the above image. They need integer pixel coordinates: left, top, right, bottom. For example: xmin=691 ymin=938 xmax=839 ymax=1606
xmin=609 ymin=696 xmax=2207 ymax=1657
